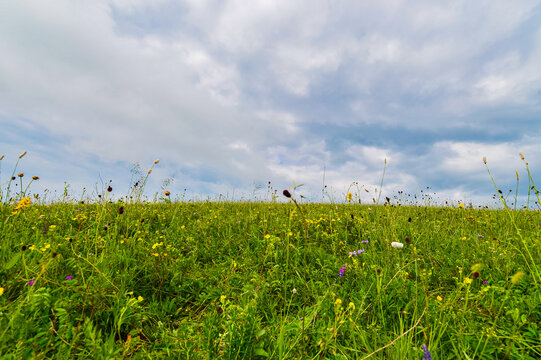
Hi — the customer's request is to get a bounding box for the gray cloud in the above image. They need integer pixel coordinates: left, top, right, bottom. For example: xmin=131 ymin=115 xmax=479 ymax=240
xmin=1 ymin=0 xmax=540 ymax=205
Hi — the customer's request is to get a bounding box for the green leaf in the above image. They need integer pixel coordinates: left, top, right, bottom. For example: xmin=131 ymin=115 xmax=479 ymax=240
xmin=4 ymin=253 xmax=21 ymax=270
xmin=254 ymin=348 xmax=269 ymax=357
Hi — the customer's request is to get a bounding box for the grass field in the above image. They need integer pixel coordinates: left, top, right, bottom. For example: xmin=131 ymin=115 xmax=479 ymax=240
xmin=0 ymin=155 xmax=540 ymax=359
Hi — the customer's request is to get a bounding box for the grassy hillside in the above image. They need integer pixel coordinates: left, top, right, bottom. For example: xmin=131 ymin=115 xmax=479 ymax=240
xmin=1 ymin=196 xmax=540 ymax=359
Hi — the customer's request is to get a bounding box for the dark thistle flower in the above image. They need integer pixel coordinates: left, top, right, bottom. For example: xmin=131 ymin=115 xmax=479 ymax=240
xmin=11 ymin=176 xmax=16 ymax=180
xmin=405 ymin=237 xmax=411 ymax=244
xmin=422 ymin=344 xmax=432 ymax=360
xmin=107 ymin=186 xmax=113 ymax=192
xmin=472 ymin=272 xmax=480 ymax=279
xmin=52 ymin=252 xmax=58 ymax=258
xmin=118 ymin=206 xmax=124 ymax=215
xmin=164 ymin=190 xmax=170 ymax=196
xmin=408 ymin=217 xmax=412 ymax=222
xmin=377 ymin=268 xmax=381 ymax=275
xmin=21 ymin=245 xmax=27 ymax=251
xmin=32 ymin=176 xmax=39 ymax=180
xmin=18 ymin=173 xmax=24 ymax=178
xmin=283 ymin=189 xmax=292 ymax=198
xmin=350 ymin=214 xmax=355 ymax=219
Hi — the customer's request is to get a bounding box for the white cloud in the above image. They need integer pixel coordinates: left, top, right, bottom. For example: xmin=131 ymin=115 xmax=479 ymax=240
xmin=0 ymin=0 xmax=539 ymax=203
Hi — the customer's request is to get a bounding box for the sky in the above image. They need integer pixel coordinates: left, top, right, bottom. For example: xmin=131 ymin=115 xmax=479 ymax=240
xmin=1 ymin=0 xmax=541 ymax=206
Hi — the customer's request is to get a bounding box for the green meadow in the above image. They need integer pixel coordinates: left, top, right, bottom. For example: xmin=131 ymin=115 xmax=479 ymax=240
xmin=0 ymin=155 xmax=540 ymax=359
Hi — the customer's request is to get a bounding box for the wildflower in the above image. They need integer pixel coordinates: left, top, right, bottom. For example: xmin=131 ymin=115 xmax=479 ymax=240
xmin=377 ymin=268 xmax=381 ymax=275
xmin=21 ymin=245 xmax=27 ymax=251
xmin=154 ymin=159 xmax=160 ymax=164
xmin=0 ymin=155 xmax=3 ymax=161
xmin=32 ymin=176 xmax=39 ymax=180
xmin=483 ymin=156 xmax=487 ymax=164
xmin=348 ymin=302 xmax=355 ymax=310
xmin=147 ymin=169 xmax=152 ymax=174
xmin=346 ymin=192 xmax=353 ymax=201
xmin=18 ymin=173 xmax=24 ymax=177
xmin=292 ymin=288 xmax=297 ymax=294
xmin=0 ymin=287 xmax=3 ymax=296
xmin=335 ymin=298 xmax=342 ymax=305
xmin=408 ymin=217 xmax=412 ymax=222
xmin=164 ymin=190 xmax=170 ymax=196
xmin=519 ymin=152 xmax=525 ymax=160
xmin=464 ymin=278 xmax=472 ymax=285
xmin=391 ymin=242 xmax=404 ymax=248
xmin=472 ymin=272 xmax=480 ymax=278
xmin=264 ymin=234 xmax=271 ymax=239
xmin=404 ymin=237 xmax=411 ymax=244
xmin=27 ymin=280 xmax=35 ymax=286
xmin=65 ymin=275 xmax=73 ymax=280
xmin=107 ymin=186 xmax=113 ymax=192
xmin=283 ymin=189 xmax=292 ymax=198
xmin=137 ymin=296 xmax=144 ymax=302
xmin=459 ymin=203 xmax=464 ymax=209
xmin=338 ymin=265 xmax=347 ymax=278
xmin=422 ymin=344 xmax=432 ymax=360
xmin=362 ymin=240 xmax=369 ymax=244
xmin=14 ymin=197 xmax=31 ymax=211
xmin=118 ymin=206 xmax=124 ymax=214
xmin=483 ymin=280 xmax=489 ymax=284
xmin=19 ymin=151 xmax=27 ymax=159
xmin=511 ymin=271 xmax=525 ymax=285
xmin=436 ymin=296 xmax=442 ymax=301
xmin=220 ymin=295 xmax=227 ymax=302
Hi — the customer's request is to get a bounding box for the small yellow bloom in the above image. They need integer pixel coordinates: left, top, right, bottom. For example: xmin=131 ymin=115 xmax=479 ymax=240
xmin=0 ymin=287 xmax=4 ymax=296
xmin=348 ymin=302 xmax=355 ymax=310
xmin=436 ymin=296 xmax=442 ymax=301
xmin=137 ymin=296 xmax=143 ymax=302
xmin=511 ymin=271 xmax=525 ymax=285
xmin=335 ymin=298 xmax=342 ymax=305
xmin=264 ymin=234 xmax=271 ymax=239
xmin=459 ymin=203 xmax=464 ymax=209
xmin=180 ymin=225 xmax=185 ymax=229
xmin=464 ymin=278 xmax=472 ymax=284
xmin=220 ymin=295 xmax=227 ymax=302
xmin=154 ymin=159 xmax=160 ymax=164
xmin=29 ymin=245 xmax=35 ymax=251
xmin=151 ymin=253 xmax=159 ymax=256
xmin=346 ymin=193 xmax=353 ymax=201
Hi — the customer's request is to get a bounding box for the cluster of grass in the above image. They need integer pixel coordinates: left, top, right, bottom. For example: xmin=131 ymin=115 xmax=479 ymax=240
xmin=0 ymin=154 xmax=540 ymax=359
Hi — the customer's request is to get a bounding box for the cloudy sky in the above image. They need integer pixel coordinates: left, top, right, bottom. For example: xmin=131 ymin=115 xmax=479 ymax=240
xmin=1 ymin=0 xmax=541 ymax=205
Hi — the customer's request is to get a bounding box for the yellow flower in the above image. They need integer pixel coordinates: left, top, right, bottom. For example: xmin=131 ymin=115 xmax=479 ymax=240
xmin=464 ymin=278 xmax=472 ymax=285
xmin=511 ymin=271 xmax=525 ymax=285
xmin=458 ymin=203 xmax=464 ymax=209
xmin=0 ymin=287 xmax=4 ymax=296
xmin=264 ymin=234 xmax=271 ymax=239
xmin=346 ymin=193 xmax=353 ymax=201
xmin=335 ymin=298 xmax=342 ymax=305
xmin=348 ymin=302 xmax=355 ymax=310
xmin=436 ymin=296 xmax=442 ymax=301
xmin=137 ymin=296 xmax=144 ymax=302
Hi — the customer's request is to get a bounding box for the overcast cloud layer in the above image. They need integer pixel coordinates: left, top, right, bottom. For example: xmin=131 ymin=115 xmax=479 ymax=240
xmin=1 ymin=0 xmax=540 ymax=206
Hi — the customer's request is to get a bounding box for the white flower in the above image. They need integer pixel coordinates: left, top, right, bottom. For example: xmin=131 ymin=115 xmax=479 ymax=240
xmin=292 ymin=288 xmax=297 ymax=294
xmin=391 ymin=242 xmax=404 ymax=248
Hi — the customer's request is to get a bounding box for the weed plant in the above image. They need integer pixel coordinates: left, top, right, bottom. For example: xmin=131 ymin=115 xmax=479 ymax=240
xmin=0 ymin=154 xmax=539 ymax=359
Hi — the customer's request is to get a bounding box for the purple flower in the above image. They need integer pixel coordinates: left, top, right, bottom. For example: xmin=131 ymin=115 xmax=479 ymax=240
xmin=27 ymin=280 xmax=35 ymax=286
xmin=362 ymin=240 xmax=369 ymax=244
xmin=483 ymin=280 xmax=489 ymax=284
xmin=478 ymin=234 xmax=485 ymax=238
xmin=357 ymin=249 xmax=365 ymax=254
xmin=422 ymin=344 xmax=432 ymax=360
xmin=65 ymin=275 xmax=73 ymax=280
xmin=338 ymin=265 xmax=347 ymax=278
